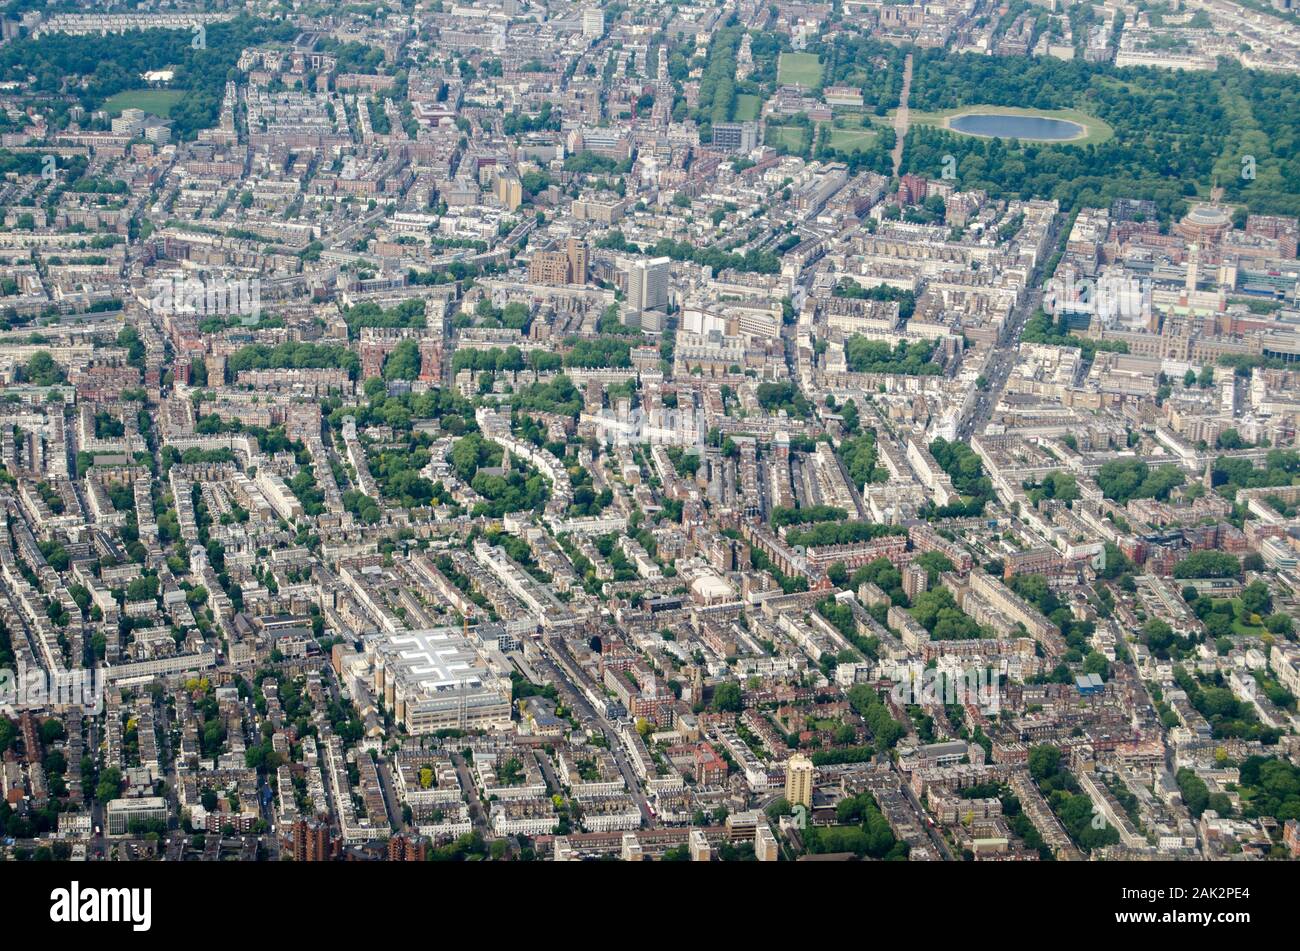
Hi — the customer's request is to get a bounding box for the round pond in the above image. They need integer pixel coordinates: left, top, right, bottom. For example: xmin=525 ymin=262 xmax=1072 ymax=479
xmin=948 ymin=112 xmax=1085 ymax=141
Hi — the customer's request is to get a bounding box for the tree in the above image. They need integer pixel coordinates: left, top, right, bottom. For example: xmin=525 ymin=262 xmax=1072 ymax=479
xmin=840 ymin=399 xmax=860 ymax=434
xmin=1143 ymin=618 xmax=1179 ymax=657
xmin=847 ymin=683 xmax=906 ymax=748
xmin=766 ymin=796 xmax=792 ymax=819
xmin=1028 ymin=745 xmax=1062 ymax=783
xmin=22 ymin=351 xmax=65 ymax=386
xmin=1172 ymin=551 xmax=1240 ymax=579
xmin=910 ymin=586 xmax=985 ymax=640
xmin=1096 ymin=459 xmax=1183 ymax=504
xmin=1217 ymin=428 xmax=1245 ymax=450
xmin=1176 ymin=768 xmax=1211 ymax=817
xmin=382 ymin=339 xmax=421 ymax=381
xmin=1100 ymin=542 xmax=1136 ymax=580
xmin=1083 ymin=651 xmax=1109 ymax=680
xmin=96 ymin=766 xmax=123 ymax=804
xmin=39 ymin=719 xmax=65 ymax=744
xmin=1240 ymin=580 xmax=1272 ymax=617
xmin=1264 ymin=613 xmax=1294 ymax=637
xmin=711 ymin=682 xmax=743 ymax=713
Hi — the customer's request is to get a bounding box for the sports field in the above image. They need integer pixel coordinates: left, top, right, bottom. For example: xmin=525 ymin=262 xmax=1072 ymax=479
xmin=828 ymin=121 xmax=876 ymax=153
xmin=103 ymin=89 xmax=185 ymax=118
xmin=767 ymin=124 xmax=810 ymax=152
xmin=733 ymin=94 xmax=762 ymax=122
xmin=777 ymin=52 xmax=822 ymax=87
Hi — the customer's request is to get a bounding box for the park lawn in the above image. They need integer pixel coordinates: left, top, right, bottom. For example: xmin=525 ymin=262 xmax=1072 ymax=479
xmin=829 ymin=126 xmax=876 ymax=153
xmin=778 ymin=52 xmax=823 ymax=87
xmin=103 ymin=89 xmax=186 ymax=118
xmin=1232 ymin=616 xmax=1266 ymax=637
xmin=733 ymin=94 xmax=762 ymax=122
xmin=767 ymin=124 xmax=810 ymax=152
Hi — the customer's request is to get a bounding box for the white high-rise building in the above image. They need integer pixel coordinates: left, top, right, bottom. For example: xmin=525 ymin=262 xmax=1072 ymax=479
xmin=583 ymin=7 xmax=604 ymax=39
xmin=626 ymin=256 xmax=670 ymax=312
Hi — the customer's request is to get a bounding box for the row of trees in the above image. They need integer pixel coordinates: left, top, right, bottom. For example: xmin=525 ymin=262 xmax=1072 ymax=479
xmin=595 ymin=231 xmax=782 ymax=275
xmin=1021 ymin=310 xmax=1129 ymax=362
xmin=226 ymin=342 xmax=360 ymax=379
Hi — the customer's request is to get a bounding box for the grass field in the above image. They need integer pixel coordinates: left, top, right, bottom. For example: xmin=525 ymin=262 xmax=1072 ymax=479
xmin=901 ymin=104 xmax=1113 ymax=146
xmin=733 ymin=94 xmax=762 ymax=122
xmin=828 ymin=128 xmax=876 ymax=152
xmin=777 ymin=52 xmax=822 ymax=87
xmin=103 ymin=89 xmax=185 ymax=118
xmin=767 ymin=124 xmax=810 ymax=152
xmin=828 ymin=117 xmax=877 ymax=153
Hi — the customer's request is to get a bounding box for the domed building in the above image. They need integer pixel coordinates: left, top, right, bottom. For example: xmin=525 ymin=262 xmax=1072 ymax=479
xmin=1176 ymin=193 xmax=1233 ymax=249
xmin=1177 ymin=204 xmax=1232 ymax=244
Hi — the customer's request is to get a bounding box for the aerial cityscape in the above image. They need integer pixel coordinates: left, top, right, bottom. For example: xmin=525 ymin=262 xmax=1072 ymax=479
xmin=1 ymin=0 xmax=1300 ymax=873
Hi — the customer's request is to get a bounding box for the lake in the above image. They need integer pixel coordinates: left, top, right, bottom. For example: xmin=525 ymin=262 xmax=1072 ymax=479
xmin=949 ymin=113 xmax=1084 ymax=141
